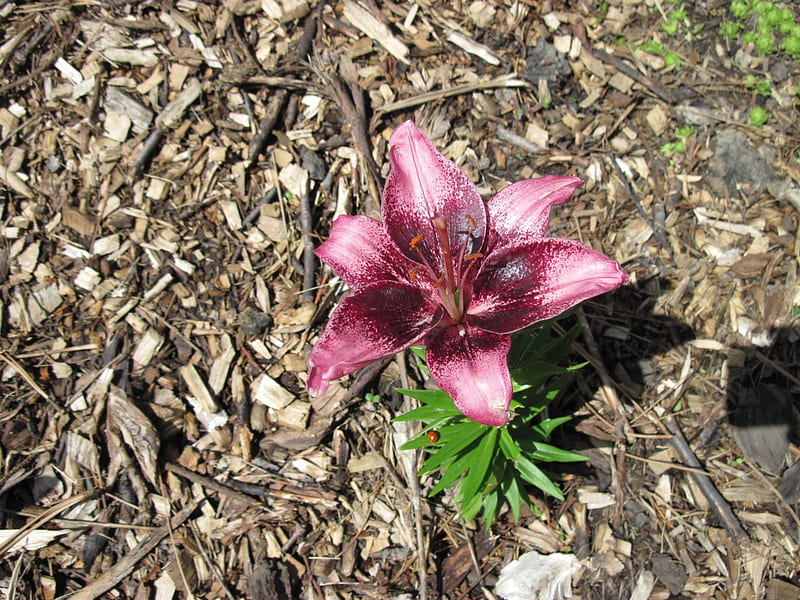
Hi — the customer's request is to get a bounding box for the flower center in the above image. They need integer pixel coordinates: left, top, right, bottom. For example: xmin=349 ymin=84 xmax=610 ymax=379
xmin=408 ymin=215 xmax=483 ymax=322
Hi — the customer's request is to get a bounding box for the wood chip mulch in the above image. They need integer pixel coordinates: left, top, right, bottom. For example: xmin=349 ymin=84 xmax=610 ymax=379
xmin=1 ymin=0 xmax=799 ymax=598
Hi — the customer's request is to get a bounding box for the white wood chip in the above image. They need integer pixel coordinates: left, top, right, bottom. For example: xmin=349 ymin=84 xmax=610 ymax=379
xmin=74 ymin=266 xmax=101 ymax=291
xmin=108 ymin=385 xmax=160 ymax=486
xmin=342 ymin=0 xmax=409 ymax=65
xmin=31 ymin=282 xmax=62 ymax=316
xmin=0 ymin=165 xmax=34 ymax=198
xmin=102 ymin=47 xmax=159 ymax=67
xmin=577 ymin=489 xmax=615 ymax=509
xmin=694 ymin=207 xmax=763 ymax=236
xmin=103 ymin=110 xmax=131 ymax=142
xmin=347 ymin=451 xmax=384 ymax=473
xmin=105 ymin=87 xmax=153 ymax=133
xmin=54 ymin=56 xmax=83 ymax=84
xmin=142 ymin=272 xmax=174 ymax=304
xmin=248 ymin=339 xmax=272 ymax=360
xmin=208 ymin=335 xmax=235 ymax=395
xmin=189 ymin=34 xmax=222 ymax=69
xmin=220 ymin=199 xmax=242 ymax=230
xmin=446 ymin=30 xmax=500 ymax=65
xmin=156 ymin=78 xmax=202 ymax=129
xmin=172 ymin=257 xmax=196 ymax=276
xmin=0 ymin=529 xmax=70 ymax=554
xmin=252 ymin=373 xmax=293 ymax=409
xmin=15 ymin=241 xmax=39 ymax=273
xmin=278 ymin=163 xmax=309 ymax=199
xmin=181 ymin=364 xmax=228 ymax=431
xmin=132 ymin=328 xmax=165 ymax=370
xmin=93 ymin=233 xmax=120 ymax=255
xmin=274 ymin=399 xmax=309 ymax=429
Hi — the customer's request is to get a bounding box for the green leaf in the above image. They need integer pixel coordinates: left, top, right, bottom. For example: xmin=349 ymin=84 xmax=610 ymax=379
xmin=516 ymin=454 xmax=564 ymax=500
xmin=419 ymin=422 xmax=486 ymax=476
xmin=481 ymin=486 xmax=501 ymax=528
xmin=395 ymin=388 xmax=452 ymax=406
xmin=459 ymin=427 xmax=499 ymax=501
xmin=459 ymin=488 xmax=484 ymax=522
xmin=393 ymin=403 xmax=461 ymax=422
xmin=499 ymin=428 xmax=521 ymax=460
xmin=533 ymin=415 xmax=573 ymax=438
xmin=430 ymin=448 xmax=476 ymax=495
xmin=529 ymin=442 xmax=587 ymax=463
xmin=502 ymin=474 xmax=525 ymax=523
xmin=409 ymin=345 xmax=426 ymax=360
xmin=398 ymin=420 xmax=453 ymax=450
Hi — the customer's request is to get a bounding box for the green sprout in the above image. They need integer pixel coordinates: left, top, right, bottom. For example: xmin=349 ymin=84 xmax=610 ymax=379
xmin=639 ymin=39 xmax=666 ymax=54
xmin=745 ymin=74 xmax=772 ymax=96
xmin=726 ymin=0 xmax=800 ymax=59
xmin=660 ymin=124 xmax=694 ymax=154
xmin=748 ymin=106 xmax=770 ymax=126
xmin=730 ymin=0 xmax=751 ymax=19
xmin=720 ymin=21 xmax=743 ymax=39
xmin=755 ymin=30 xmax=776 ymax=53
xmin=782 ymin=34 xmax=800 ymax=57
xmin=664 ymin=52 xmax=682 ymax=69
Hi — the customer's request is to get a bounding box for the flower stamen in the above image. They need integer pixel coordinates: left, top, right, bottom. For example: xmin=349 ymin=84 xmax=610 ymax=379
xmin=409 ymin=233 xmax=426 ymax=249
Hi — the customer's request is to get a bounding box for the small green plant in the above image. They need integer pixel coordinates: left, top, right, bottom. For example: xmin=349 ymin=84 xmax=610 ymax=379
xmin=660 ymin=124 xmax=694 ymax=154
xmin=725 ymin=0 xmax=800 ymax=58
xmin=395 ymin=322 xmax=587 ymax=527
xmin=748 ymin=106 xmax=770 ymax=126
xmin=663 ymin=52 xmax=682 ymax=68
xmin=636 ymin=39 xmax=682 ymax=69
xmin=720 ymin=21 xmax=744 ymax=39
xmin=662 ymin=4 xmax=689 ymax=35
xmin=745 ymin=74 xmax=773 ymax=96
xmin=730 ymin=0 xmax=751 ymax=19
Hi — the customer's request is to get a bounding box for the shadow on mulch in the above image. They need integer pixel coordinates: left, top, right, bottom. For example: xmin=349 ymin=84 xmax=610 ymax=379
xmin=558 ymin=278 xmax=798 ymax=513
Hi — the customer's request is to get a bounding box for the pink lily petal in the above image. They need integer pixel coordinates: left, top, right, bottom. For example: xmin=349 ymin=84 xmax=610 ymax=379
xmin=427 ymin=325 xmax=513 ymax=426
xmin=467 ymin=239 xmax=629 ymax=334
xmin=315 ymin=215 xmax=420 ymax=289
xmin=486 ymin=175 xmax=583 ymax=250
xmin=383 ymin=121 xmax=486 ymax=272
xmin=307 ymin=283 xmax=442 ymax=395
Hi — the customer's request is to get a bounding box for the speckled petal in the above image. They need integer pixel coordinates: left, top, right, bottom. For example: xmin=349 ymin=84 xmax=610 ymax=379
xmin=468 ymin=239 xmax=628 ymax=334
xmin=315 ymin=215 xmax=419 ymax=289
xmin=383 ymin=121 xmax=486 ymax=273
xmin=427 ymin=325 xmax=512 ymax=426
xmin=307 ymin=283 xmax=441 ymax=395
xmin=485 ymin=176 xmax=583 ymax=250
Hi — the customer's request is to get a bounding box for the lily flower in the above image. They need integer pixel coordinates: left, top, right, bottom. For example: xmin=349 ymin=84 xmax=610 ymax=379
xmin=307 ymin=121 xmax=627 ymax=426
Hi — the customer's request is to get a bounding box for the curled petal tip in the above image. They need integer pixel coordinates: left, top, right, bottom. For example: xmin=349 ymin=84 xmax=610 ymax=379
xmin=306 ymin=366 xmax=328 ymax=397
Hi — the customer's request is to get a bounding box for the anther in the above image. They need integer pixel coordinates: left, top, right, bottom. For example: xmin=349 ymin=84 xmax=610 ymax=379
xmin=409 ymin=233 xmax=425 ymax=249
xmin=409 ymin=266 xmax=421 ymax=283
xmin=465 ymin=214 xmax=478 ymax=231
xmin=464 ymin=253 xmax=484 ymax=261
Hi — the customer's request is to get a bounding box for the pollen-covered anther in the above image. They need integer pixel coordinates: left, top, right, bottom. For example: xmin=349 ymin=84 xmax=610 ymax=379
xmin=409 ymin=233 xmax=425 ymax=249
xmin=465 ymin=214 xmax=479 ymax=232
xmin=464 ymin=253 xmax=484 ymax=261
xmin=409 ymin=266 xmax=421 ymax=283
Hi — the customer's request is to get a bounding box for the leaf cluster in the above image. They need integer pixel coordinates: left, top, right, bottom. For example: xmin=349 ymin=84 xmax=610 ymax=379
xmin=394 ymin=322 xmax=587 ymax=527
xmin=722 ymin=1 xmax=800 ymax=58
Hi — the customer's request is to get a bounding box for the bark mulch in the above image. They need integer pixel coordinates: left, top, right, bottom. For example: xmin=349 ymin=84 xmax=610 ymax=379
xmin=1 ymin=0 xmax=799 ymax=598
